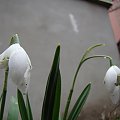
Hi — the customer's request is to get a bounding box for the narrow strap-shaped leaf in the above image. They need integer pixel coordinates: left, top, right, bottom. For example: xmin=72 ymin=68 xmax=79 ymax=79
xmin=63 ymin=44 xmax=104 ymax=120
xmin=0 ymin=68 xmax=9 ymax=120
xmin=17 ymin=89 xmax=28 ymax=120
xmin=59 ymin=114 xmax=62 ymax=120
xmin=41 ymin=45 xmax=60 ymax=120
xmin=0 ymin=90 xmax=7 ymax=120
xmin=7 ymin=96 xmax=19 ymax=120
xmin=52 ymin=69 xmax=61 ymax=120
xmin=0 ymin=93 xmax=3 ymax=103
xmin=26 ymin=93 xmax=33 ymax=120
xmin=67 ymin=83 xmax=91 ymax=120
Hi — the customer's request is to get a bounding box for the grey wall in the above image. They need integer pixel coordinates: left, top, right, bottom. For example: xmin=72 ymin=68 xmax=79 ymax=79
xmin=0 ymin=0 xmax=119 ymax=119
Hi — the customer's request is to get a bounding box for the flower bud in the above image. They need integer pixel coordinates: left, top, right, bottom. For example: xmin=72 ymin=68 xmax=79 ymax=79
xmin=104 ymin=66 xmax=120 ymax=104
xmin=0 ymin=43 xmax=32 ymax=93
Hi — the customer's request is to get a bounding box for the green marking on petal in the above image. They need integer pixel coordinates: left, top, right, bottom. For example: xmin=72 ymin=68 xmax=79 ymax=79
xmin=10 ymin=34 xmax=20 ymax=45
xmin=115 ymin=75 xmax=120 ymax=86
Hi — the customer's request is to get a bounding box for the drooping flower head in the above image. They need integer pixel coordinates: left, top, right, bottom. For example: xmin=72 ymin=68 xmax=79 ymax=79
xmin=104 ymin=65 xmax=120 ymax=104
xmin=0 ymin=43 xmax=32 ymax=93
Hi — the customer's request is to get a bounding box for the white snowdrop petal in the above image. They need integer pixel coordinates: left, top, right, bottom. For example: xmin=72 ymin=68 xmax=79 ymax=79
xmin=9 ymin=49 xmax=31 ymax=93
xmin=3 ymin=44 xmax=22 ymax=58
xmin=104 ymin=66 xmax=117 ymax=92
xmin=0 ymin=44 xmax=22 ymax=69
xmin=0 ymin=43 xmax=32 ymax=93
xmin=24 ymin=66 xmax=31 ymax=93
xmin=110 ymin=86 xmax=120 ymax=104
xmin=112 ymin=66 xmax=120 ymax=75
xmin=0 ymin=52 xmax=8 ymax=69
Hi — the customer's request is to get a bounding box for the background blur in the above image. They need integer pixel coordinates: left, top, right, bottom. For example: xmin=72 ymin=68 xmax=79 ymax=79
xmin=0 ymin=0 xmax=119 ymax=119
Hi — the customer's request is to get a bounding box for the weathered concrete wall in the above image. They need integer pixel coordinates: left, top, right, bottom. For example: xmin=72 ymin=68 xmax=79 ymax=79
xmin=0 ymin=0 xmax=119 ymax=119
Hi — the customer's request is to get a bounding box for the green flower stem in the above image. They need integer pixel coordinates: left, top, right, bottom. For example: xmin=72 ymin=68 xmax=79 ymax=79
xmin=0 ymin=67 xmax=9 ymax=120
xmin=63 ymin=55 xmax=112 ymax=120
xmin=80 ymin=44 xmax=105 ymax=62
xmin=63 ymin=44 xmax=105 ymax=120
xmin=3 ymin=67 xmax=9 ymax=91
xmin=0 ymin=93 xmax=3 ymax=102
xmin=81 ymin=55 xmax=113 ymax=67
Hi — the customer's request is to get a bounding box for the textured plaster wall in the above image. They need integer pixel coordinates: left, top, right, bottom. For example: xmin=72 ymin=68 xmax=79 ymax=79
xmin=0 ymin=0 xmax=119 ymax=119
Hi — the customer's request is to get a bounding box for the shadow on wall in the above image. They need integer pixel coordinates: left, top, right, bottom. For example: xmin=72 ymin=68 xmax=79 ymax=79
xmin=84 ymin=0 xmax=112 ymax=8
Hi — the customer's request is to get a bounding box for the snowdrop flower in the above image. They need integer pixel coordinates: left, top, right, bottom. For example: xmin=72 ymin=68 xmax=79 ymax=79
xmin=0 ymin=43 xmax=32 ymax=93
xmin=104 ymin=65 xmax=120 ymax=104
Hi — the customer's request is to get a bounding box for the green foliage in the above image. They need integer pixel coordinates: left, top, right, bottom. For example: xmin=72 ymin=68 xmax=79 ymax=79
xmin=0 ymin=90 xmax=7 ymax=120
xmin=26 ymin=93 xmax=33 ymax=120
xmin=0 ymin=35 xmax=113 ymax=120
xmin=116 ymin=117 xmax=120 ymax=120
xmin=67 ymin=83 xmax=91 ymax=120
xmin=41 ymin=45 xmax=61 ymax=120
xmin=0 ymin=93 xmax=3 ymax=103
xmin=7 ymin=96 xmax=19 ymax=120
xmin=80 ymin=44 xmax=104 ymax=61
xmin=59 ymin=114 xmax=62 ymax=120
xmin=0 ymin=68 xmax=9 ymax=120
xmin=63 ymin=44 xmax=106 ymax=120
xmin=52 ymin=69 xmax=61 ymax=120
xmin=17 ymin=89 xmax=28 ymax=120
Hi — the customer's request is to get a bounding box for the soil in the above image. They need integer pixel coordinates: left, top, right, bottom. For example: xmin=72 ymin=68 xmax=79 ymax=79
xmin=78 ymin=102 xmax=120 ymax=120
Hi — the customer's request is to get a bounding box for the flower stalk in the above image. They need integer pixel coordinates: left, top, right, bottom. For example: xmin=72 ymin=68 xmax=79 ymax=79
xmin=0 ymin=67 xmax=9 ymax=120
xmin=63 ymin=44 xmax=113 ymax=120
xmin=0 ymin=34 xmax=21 ymax=120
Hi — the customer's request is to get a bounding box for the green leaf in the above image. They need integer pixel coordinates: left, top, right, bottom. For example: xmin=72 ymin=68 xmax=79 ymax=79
xmin=59 ymin=114 xmax=62 ymax=120
xmin=0 ymin=93 xmax=3 ymax=103
xmin=41 ymin=45 xmax=61 ymax=120
xmin=17 ymin=89 xmax=28 ymax=120
xmin=0 ymin=90 xmax=7 ymax=120
xmin=10 ymin=34 xmax=20 ymax=45
xmin=67 ymin=83 xmax=91 ymax=120
xmin=7 ymin=96 xmax=19 ymax=120
xmin=52 ymin=69 xmax=61 ymax=120
xmin=99 ymin=0 xmax=112 ymax=4
xmin=0 ymin=68 xmax=9 ymax=120
xmin=26 ymin=93 xmax=33 ymax=120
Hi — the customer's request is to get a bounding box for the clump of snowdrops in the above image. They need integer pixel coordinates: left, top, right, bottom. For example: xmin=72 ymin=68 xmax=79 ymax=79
xmin=0 ymin=34 xmax=119 ymax=120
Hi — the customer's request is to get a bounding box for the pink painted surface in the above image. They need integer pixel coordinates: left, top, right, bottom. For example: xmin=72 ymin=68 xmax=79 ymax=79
xmin=109 ymin=11 xmax=120 ymax=42
xmin=109 ymin=0 xmax=120 ymax=43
